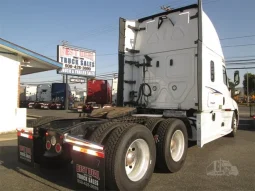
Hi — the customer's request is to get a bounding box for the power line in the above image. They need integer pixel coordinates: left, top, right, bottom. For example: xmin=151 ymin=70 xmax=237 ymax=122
xmin=226 ymin=62 xmax=255 ymax=65
xmin=227 ymin=67 xmax=255 ymax=70
xmin=21 ymin=71 xmax=118 ymax=83
xmin=226 ymin=59 xmax=255 ymax=63
xmin=223 ymin=43 xmax=255 ymax=48
xmin=220 ymin=34 xmax=255 ymax=40
xmin=226 ymin=55 xmax=255 ymax=59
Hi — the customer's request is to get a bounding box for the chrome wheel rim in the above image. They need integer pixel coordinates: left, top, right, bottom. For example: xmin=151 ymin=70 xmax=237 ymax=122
xmin=233 ymin=116 xmax=237 ymax=133
xmin=125 ymin=139 xmax=150 ymax=182
xmin=170 ymin=130 xmax=185 ymax=162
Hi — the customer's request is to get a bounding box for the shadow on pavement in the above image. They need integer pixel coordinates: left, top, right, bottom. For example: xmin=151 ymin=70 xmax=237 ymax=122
xmin=0 ymin=145 xmax=74 ymax=190
xmin=238 ymin=119 xmax=255 ymax=131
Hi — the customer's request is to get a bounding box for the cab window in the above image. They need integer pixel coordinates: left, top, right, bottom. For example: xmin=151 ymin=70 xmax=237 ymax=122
xmin=210 ymin=61 xmax=215 ymax=82
xmin=222 ymin=66 xmax=228 ymax=87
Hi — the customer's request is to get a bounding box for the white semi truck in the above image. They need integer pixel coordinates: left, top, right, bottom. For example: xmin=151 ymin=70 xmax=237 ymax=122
xmin=112 ymin=77 xmax=118 ymax=104
xmin=17 ymin=1 xmax=240 ymax=191
xmin=19 ymin=85 xmax=37 ymax=108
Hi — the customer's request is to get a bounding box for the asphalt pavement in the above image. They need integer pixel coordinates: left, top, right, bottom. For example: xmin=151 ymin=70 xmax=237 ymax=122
xmin=0 ymin=118 xmax=254 ymax=191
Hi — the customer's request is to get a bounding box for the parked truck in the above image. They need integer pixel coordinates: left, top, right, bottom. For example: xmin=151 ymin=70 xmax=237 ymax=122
xmin=111 ymin=78 xmax=118 ymax=105
xmin=86 ymin=79 xmax=112 ymax=107
xmin=17 ymin=1 xmax=240 ymax=191
xmin=19 ymin=85 xmax=37 ymax=108
xmin=43 ymin=83 xmax=71 ymax=110
xmin=27 ymin=83 xmax=71 ymax=109
xmin=34 ymin=84 xmax=52 ymax=109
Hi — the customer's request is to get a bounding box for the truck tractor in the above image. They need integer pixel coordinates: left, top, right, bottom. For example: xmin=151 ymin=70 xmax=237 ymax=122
xmin=17 ymin=1 xmax=240 ymax=191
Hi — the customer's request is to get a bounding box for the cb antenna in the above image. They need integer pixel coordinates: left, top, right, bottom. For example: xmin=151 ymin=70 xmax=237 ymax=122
xmin=61 ymin=40 xmax=69 ymax=46
xmin=160 ymin=5 xmax=173 ymax=11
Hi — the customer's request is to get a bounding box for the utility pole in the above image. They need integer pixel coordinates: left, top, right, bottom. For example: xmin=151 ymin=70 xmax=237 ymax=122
xmin=62 ymin=40 xmax=69 ymax=110
xmin=247 ymin=71 xmax=249 ymax=106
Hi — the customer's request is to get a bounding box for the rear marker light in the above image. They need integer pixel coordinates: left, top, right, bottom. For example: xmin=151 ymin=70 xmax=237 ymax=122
xmin=64 ymin=138 xmax=103 ymax=150
xmin=55 ymin=143 xmax=62 ymax=153
xmin=17 ymin=132 xmax=33 ymax=140
xmin=73 ymin=145 xmax=104 ymax=158
xmin=46 ymin=141 xmax=51 ymax=150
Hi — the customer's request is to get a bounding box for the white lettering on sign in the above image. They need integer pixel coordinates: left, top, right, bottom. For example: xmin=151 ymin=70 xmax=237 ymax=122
xmin=77 ymin=172 xmax=99 ymax=190
xmin=19 ymin=145 xmax=32 ymax=162
xmin=76 ymin=164 xmax=100 ymax=180
xmin=58 ymin=68 xmax=95 ymax=76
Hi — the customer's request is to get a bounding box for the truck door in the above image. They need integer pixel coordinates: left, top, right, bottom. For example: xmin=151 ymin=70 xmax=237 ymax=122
xmin=196 ymin=2 xmax=232 ymax=147
xmin=197 ymin=51 xmax=226 ymax=148
xmin=220 ymin=66 xmax=234 ymax=132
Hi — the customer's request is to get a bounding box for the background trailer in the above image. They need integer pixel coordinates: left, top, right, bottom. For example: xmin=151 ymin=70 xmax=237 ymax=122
xmin=0 ymin=38 xmax=62 ymax=133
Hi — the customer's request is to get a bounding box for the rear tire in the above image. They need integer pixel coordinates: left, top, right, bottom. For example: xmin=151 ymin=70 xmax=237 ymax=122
xmin=228 ymin=113 xmax=238 ymax=137
xmin=155 ymin=118 xmax=188 ymax=173
xmin=145 ymin=118 xmax=164 ymax=133
xmin=105 ymin=124 xmax=156 ymax=191
xmin=89 ymin=122 xmax=122 ymax=144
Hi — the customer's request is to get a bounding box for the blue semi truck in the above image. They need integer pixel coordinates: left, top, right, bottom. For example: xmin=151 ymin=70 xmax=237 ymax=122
xmin=43 ymin=83 xmax=72 ymax=110
xmin=27 ymin=83 xmax=72 ymax=110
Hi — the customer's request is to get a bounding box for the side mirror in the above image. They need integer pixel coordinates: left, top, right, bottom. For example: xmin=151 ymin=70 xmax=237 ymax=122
xmin=234 ymin=71 xmax=240 ymax=86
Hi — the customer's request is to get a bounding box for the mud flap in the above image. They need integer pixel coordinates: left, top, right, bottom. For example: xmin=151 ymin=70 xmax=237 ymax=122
xmin=67 ymin=135 xmax=105 ymax=191
xmin=17 ymin=129 xmax=35 ymax=167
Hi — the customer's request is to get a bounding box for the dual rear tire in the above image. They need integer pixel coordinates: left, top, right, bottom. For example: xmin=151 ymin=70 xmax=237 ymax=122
xmin=90 ymin=122 xmax=156 ymax=191
xmin=154 ymin=118 xmax=188 ymax=173
xmin=90 ymin=118 xmax=188 ymax=190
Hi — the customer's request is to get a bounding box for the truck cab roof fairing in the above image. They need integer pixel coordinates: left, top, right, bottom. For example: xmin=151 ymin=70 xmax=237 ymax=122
xmin=138 ymin=4 xmax=198 ymax=23
xmin=202 ymin=12 xmax=224 ymax=59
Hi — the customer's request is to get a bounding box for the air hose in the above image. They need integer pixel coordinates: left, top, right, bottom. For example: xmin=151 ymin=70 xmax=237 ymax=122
xmin=136 ymin=83 xmax=152 ymax=105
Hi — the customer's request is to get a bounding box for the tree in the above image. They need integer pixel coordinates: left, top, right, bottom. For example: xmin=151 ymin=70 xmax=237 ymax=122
xmin=243 ymin=73 xmax=255 ymax=96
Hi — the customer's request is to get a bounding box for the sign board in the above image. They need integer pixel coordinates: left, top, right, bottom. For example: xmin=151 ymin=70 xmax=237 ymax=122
xmin=70 ymin=78 xmax=86 ymax=83
xmin=17 ymin=133 xmax=34 ymax=167
xmin=72 ymin=148 xmax=105 ymax=190
xmin=57 ymin=45 xmax=96 ymax=77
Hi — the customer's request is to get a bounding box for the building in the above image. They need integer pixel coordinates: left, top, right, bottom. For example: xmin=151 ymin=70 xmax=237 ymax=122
xmin=0 ymin=38 xmax=62 ymax=133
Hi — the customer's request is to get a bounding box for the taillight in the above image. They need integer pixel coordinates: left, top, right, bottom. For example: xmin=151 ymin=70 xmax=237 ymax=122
xmin=55 ymin=143 xmax=62 ymax=153
xmin=46 ymin=141 xmax=51 ymax=150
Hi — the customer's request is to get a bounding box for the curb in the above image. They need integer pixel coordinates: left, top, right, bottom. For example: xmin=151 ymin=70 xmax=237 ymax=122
xmin=27 ymin=114 xmax=42 ymax=118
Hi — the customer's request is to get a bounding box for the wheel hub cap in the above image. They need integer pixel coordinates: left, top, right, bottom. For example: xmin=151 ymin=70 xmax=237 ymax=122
xmin=124 ymin=139 xmax=150 ymax=182
xmin=126 ymin=151 xmax=136 ymax=166
xmin=170 ymin=130 xmax=185 ymax=162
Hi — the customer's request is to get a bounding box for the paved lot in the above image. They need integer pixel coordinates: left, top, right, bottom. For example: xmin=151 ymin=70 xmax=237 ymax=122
xmin=0 ymin=118 xmax=254 ymax=191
